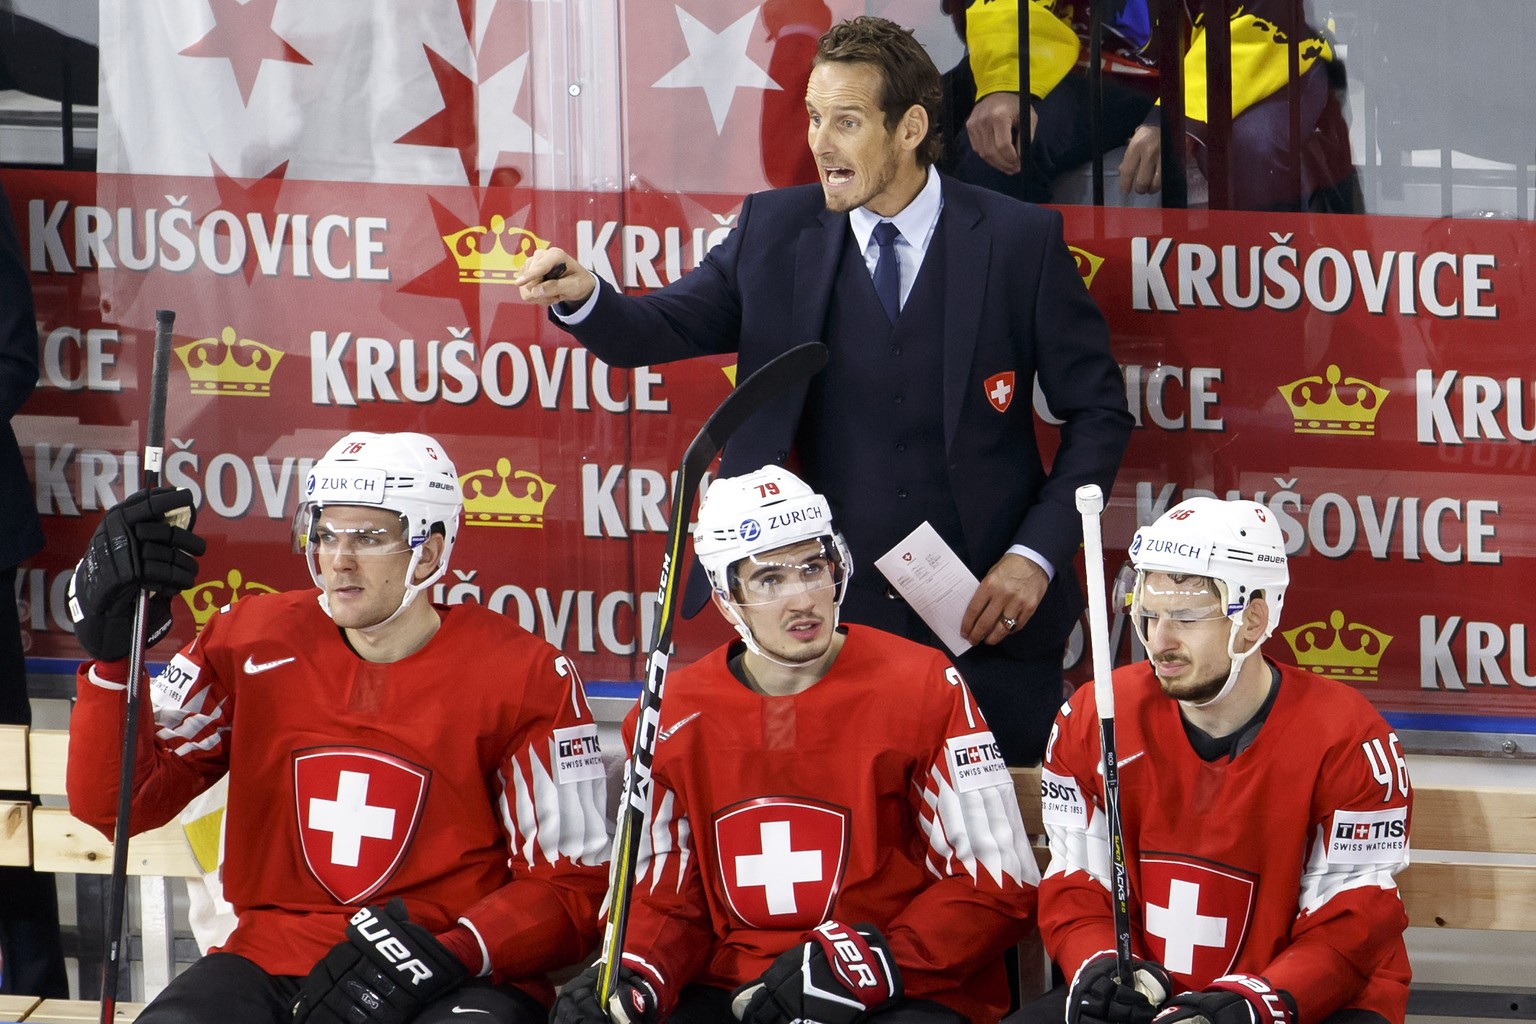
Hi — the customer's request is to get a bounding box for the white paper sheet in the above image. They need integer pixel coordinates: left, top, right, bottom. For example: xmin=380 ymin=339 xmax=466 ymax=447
xmin=873 ymin=521 xmax=979 ymax=656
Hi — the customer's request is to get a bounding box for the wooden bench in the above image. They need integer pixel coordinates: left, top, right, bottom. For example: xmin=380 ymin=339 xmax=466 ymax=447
xmin=1 ymin=1000 xmax=145 ymax=1022
xmin=0 ymin=722 xmax=201 ymax=1007
xmin=1010 ymin=767 xmax=1536 ymax=1019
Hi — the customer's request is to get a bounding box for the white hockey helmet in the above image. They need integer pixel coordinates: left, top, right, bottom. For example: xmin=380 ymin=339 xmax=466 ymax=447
xmin=1128 ymin=497 xmax=1288 ymax=634
xmin=1128 ymin=498 xmax=1287 ymax=708
xmin=694 ymin=466 xmax=851 ymax=602
xmin=694 ymin=467 xmax=852 ymax=663
xmin=294 ymin=431 xmax=462 ymax=626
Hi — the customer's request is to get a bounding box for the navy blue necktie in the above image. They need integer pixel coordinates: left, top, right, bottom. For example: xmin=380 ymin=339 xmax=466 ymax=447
xmin=872 ymin=221 xmax=902 ymax=323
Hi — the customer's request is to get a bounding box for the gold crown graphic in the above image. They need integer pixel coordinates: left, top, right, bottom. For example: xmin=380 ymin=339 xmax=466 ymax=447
xmin=1068 ymin=245 xmax=1105 ymax=289
xmin=180 ymin=569 xmax=279 ymax=628
xmin=1281 ymin=610 xmax=1392 ymax=683
xmin=442 ymin=215 xmax=550 ymax=284
xmin=1276 ymin=364 xmax=1388 ymax=436
xmin=174 ymin=327 xmax=284 ymax=397
xmin=460 ymin=459 xmax=556 ymax=528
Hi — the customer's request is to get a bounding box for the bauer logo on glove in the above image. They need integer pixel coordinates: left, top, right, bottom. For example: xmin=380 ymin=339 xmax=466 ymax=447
xmin=350 ymin=904 xmax=439 ymax=987
xmin=814 ymin=920 xmax=895 ymax=1000
xmin=732 ymin=920 xmax=901 ymax=1024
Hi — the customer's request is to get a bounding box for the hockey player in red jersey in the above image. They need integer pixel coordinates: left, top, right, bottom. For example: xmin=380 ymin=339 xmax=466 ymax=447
xmin=64 ymin=432 xmax=611 ymax=1024
xmin=1032 ymin=497 xmax=1411 ymax=1024
xmin=553 ymin=466 xmax=1039 ymax=1024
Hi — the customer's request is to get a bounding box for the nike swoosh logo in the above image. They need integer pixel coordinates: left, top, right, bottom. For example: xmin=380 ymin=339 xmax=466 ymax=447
xmin=451 ymin=1009 xmax=491 ymax=1016
xmin=1116 ymin=750 xmax=1146 ymax=769
xmin=243 ymin=655 xmax=295 ymax=675
xmin=659 ymin=711 xmax=701 ymax=742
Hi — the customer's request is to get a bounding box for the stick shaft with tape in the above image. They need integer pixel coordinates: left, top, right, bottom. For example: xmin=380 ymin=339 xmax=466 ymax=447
xmin=1075 ymin=483 xmax=1134 ymax=980
xmin=101 ymin=309 xmax=176 ymax=1022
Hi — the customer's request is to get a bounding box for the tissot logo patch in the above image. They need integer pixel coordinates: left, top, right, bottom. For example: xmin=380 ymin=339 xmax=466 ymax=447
xmin=1039 ymin=768 xmax=1088 ymax=829
xmin=553 ymin=724 xmax=605 ymax=784
xmin=1139 ymin=854 xmax=1258 ymax=987
xmin=946 ymin=731 xmax=1008 ymax=793
xmin=1328 ymin=807 xmax=1409 ymax=863
xmin=293 ymin=747 xmax=430 ymax=904
xmin=151 ymin=652 xmax=200 ymax=708
xmin=714 ymin=796 xmax=849 ymax=930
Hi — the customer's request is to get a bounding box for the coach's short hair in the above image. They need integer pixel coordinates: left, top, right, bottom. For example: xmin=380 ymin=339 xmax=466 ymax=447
xmin=814 ymin=16 xmax=943 ymax=167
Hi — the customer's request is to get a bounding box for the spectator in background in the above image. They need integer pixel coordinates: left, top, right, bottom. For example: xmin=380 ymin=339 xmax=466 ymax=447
xmin=959 ymin=0 xmax=1360 ymax=212
xmin=0 ymin=176 xmax=70 ymax=999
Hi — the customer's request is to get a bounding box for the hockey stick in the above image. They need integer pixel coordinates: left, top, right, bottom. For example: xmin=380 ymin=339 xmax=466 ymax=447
xmin=101 ymin=309 xmax=177 ymax=1022
xmin=597 ymin=342 xmax=829 ymax=1013
xmin=1075 ymin=484 xmax=1134 ymax=982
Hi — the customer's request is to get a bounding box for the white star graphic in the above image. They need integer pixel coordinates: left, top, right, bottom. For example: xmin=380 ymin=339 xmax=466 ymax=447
xmin=652 ymin=5 xmax=778 ymax=135
xmin=478 ymin=50 xmax=551 ymax=181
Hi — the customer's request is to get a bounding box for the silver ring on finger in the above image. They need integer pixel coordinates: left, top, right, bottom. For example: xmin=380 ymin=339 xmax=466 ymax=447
xmin=1002 ymin=617 xmax=1018 ymax=630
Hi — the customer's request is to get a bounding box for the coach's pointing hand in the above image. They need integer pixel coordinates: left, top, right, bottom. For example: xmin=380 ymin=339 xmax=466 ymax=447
xmin=516 ymin=247 xmax=597 ymax=308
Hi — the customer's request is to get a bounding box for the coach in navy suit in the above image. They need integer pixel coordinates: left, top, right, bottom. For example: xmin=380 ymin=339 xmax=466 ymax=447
xmin=519 ymin=16 xmax=1131 ymax=765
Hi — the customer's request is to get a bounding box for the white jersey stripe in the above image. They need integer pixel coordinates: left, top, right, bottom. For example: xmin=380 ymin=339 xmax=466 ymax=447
xmin=1298 ymin=823 xmax=1407 ymax=914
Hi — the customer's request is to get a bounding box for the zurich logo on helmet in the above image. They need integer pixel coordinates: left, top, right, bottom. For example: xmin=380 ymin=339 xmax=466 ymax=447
xmin=306 ymin=477 xmax=316 ymax=496
xmin=1129 ymin=534 xmax=1142 ymax=556
xmin=739 ymin=519 xmax=762 ymax=542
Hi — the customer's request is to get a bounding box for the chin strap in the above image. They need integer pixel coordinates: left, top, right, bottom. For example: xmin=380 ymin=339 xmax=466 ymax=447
xmin=316 ymin=547 xmax=432 ymax=634
xmin=1181 ymin=617 xmax=1271 ymax=711
xmin=718 ymin=592 xmax=843 ymax=671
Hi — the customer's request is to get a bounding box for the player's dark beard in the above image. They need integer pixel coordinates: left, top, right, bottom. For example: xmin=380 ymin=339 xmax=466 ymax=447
xmin=1156 ymin=657 xmax=1231 ymax=704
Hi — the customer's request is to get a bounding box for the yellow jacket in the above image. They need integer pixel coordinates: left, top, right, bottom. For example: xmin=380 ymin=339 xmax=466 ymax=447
xmin=966 ymin=0 xmax=1334 ymax=122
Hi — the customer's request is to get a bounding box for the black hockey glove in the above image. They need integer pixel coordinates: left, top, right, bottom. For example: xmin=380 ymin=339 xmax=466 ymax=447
xmin=1153 ymin=975 xmax=1297 ymax=1024
xmin=68 ymin=486 xmax=204 ymax=662
xmin=732 ymin=921 xmax=902 ymax=1024
xmin=291 ymin=899 xmax=469 ymax=1024
xmin=1067 ymin=950 xmax=1173 ymax=1024
xmin=551 ymin=963 xmax=660 ymax=1024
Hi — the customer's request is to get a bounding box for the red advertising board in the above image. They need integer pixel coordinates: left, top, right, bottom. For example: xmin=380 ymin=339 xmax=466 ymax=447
xmin=8 ymin=169 xmax=1533 ymax=731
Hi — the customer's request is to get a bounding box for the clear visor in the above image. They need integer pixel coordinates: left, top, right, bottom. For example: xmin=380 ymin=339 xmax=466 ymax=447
xmin=729 ymin=539 xmax=845 ymax=606
xmin=291 ymin=506 xmax=416 ymax=558
xmin=1129 ymin=572 xmax=1233 ymax=648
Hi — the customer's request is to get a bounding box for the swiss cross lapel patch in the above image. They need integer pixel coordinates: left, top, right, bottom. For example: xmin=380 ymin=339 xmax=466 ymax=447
xmin=984 ymin=371 xmax=1017 ymax=413
xmin=1138 ymin=854 xmax=1258 ymax=988
xmin=292 ymin=747 xmax=431 ymax=905
xmin=713 ymin=796 xmax=850 ymax=930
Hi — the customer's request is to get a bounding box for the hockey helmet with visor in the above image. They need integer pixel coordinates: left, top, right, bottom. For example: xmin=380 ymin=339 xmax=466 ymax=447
xmin=1128 ymin=497 xmax=1288 ymax=707
xmin=693 ymin=467 xmax=851 ymax=663
xmin=293 ymin=431 xmax=462 ymax=629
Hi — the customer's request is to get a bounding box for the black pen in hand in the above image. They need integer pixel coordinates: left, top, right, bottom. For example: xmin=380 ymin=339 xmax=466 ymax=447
xmin=541 ymin=261 xmax=568 ymax=282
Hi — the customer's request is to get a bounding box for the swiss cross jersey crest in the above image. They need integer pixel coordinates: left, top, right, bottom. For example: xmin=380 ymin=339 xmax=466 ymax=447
xmin=1138 ymin=855 xmax=1258 ymax=987
xmin=293 ymin=747 xmax=431 ymax=905
xmin=984 ymin=372 xmax=1017 ymax=413
xmin=713 ymin=796 xmax=850 ymax=930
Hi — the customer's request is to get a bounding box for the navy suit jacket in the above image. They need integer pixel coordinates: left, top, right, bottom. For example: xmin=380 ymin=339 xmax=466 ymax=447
xmin=560 ymin=175 xmax=1132 ymax=648
xmin=0 ymin=178 xmax=43 ymax=574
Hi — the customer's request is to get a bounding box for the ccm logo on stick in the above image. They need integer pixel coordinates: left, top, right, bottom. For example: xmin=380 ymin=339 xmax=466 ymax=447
xmin=350 ymin=906 xmax=435 ymax=986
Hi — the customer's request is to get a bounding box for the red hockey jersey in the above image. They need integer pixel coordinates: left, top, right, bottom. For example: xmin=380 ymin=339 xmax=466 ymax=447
xmin=67 ymin=590 xmax=610 ymax=1002
xmin=618 ymin=625 xmax=1038 ymax=1024
xmin=1039 ymin=659 xmax=1412 ymax=1024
